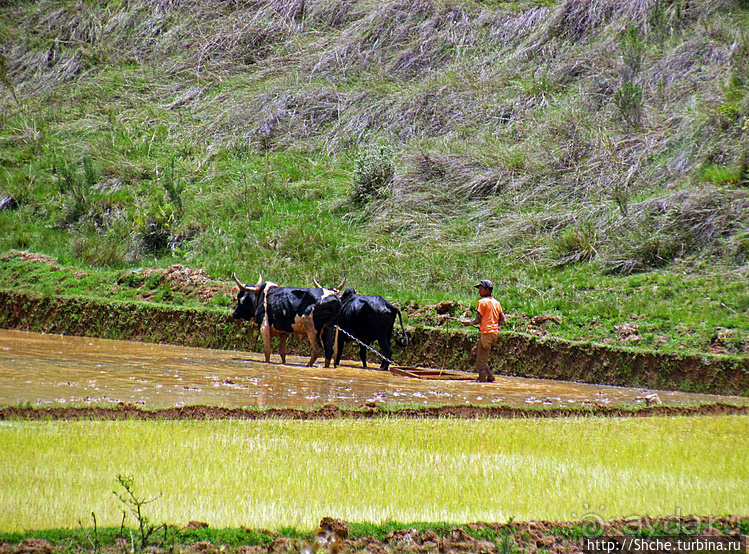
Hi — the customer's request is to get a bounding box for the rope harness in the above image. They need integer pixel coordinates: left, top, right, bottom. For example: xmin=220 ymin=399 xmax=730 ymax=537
xmin=335 ymin=325 xmax=398 ymax=368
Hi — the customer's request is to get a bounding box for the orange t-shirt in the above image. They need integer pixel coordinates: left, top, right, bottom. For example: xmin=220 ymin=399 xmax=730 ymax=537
xmin=476 ymin=296 xmax=504 ymax=334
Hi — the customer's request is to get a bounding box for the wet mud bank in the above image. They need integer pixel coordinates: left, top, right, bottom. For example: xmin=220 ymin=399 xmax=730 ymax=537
xmin=1 ymin=289 xmax=747 ymax=397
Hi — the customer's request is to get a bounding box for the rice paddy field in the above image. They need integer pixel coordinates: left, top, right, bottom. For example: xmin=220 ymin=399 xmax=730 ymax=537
xmin=1 ymin=416 xmax=747 ymax=532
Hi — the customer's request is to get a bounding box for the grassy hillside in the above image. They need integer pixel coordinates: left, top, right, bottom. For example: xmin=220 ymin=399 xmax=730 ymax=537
xmin=0 ymin=0 xmax=748 ymax=356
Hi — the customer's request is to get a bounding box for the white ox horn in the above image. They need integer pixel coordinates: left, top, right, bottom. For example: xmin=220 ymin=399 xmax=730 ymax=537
xmin=313 ymin=277 xmax=323 ymax=289
xmin=234 ymin=273 xmax=263 ymax=292
xmin=336 ymin=272 xmax=347 ymax=293
xmin=233 ymin=273 xmax=246 ymax=292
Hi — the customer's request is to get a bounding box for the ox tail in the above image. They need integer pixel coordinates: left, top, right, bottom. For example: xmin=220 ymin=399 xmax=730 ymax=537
xmin=394 ymin=308 xmax=409 ymax=348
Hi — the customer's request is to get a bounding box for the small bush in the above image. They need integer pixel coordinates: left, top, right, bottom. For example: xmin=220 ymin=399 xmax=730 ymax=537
xmin=351 ymin=143 xmax=395 ymax=205
xmin=613 ymin=82 xmax=643 ymax=127
xmin=130 ymin=206 xmax=177 ymax=259
xmin=113 ymin=474 xmax=164 ymax=552
xmin=54 ymin=156 xmax=100 ymax=227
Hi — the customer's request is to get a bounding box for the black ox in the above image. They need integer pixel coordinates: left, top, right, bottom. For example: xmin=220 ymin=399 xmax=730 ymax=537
xmin=233 ymin=274 xmax=341 ymax=367
xmin=328 ymin=286 xmax=408 ymax=371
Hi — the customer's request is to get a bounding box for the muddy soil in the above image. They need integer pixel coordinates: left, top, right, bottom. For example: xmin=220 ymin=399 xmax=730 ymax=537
xmin=7 ymin=328 xmax=745 ymax=410
xmin=2 ymin=516 xmax=747 ymax=554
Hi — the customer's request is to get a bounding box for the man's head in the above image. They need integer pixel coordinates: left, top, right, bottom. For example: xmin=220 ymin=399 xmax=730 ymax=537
xmin=475 ymin=279 xmax=493 ymax=297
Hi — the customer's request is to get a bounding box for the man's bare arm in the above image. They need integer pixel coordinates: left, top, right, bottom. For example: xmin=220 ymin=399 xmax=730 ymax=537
xmin=462 ymin=311 xmax=481 ymax=327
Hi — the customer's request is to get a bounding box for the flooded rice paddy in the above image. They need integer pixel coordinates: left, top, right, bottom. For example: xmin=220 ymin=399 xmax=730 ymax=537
xmin=1 ymin=329 xmax=746 ymax=409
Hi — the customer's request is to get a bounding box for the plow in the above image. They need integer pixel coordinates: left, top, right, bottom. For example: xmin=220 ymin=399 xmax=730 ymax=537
xmin=389 ymin=366 xmax=476 ymax=381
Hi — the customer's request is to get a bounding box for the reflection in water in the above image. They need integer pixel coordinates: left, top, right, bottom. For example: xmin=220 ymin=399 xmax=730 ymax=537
xmin=0 ymin=329 xmax=745 ymax=409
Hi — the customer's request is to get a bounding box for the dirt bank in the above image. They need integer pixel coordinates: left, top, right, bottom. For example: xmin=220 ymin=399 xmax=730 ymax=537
xmin=2 ymin=402 xmax=749 ymax=421
xmin=2 ymin=516 xmax=747 ymax=554
xmin=0 ymin=289 xmax=747 ymax=397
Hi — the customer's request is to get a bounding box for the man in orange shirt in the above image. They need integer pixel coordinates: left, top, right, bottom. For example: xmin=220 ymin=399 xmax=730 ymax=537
xmin=462 ymin=279 xmax=506 ymax=382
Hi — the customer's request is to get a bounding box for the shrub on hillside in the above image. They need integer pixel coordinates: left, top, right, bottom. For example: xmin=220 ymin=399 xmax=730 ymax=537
xmin=54 ymin=156 xmax=101 ymax=228
xmin=614 ymin=82 xmax=644 ymax=128
xmin=351 ymin=143 xmax=395 ymax=205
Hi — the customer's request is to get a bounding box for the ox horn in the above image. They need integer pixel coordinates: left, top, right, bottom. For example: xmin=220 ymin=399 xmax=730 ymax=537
xmin=336 ymin=272 xmax=347 ymax=293
xmin=255 ymin=274 xmax=263 ymax=287
xmin=338 ymin=263 xmax=348 ymax=292
xmin=233 ymin=273 xmax=247 ymax=292
xmin=313 ymin=277 xmax=323 ymax=289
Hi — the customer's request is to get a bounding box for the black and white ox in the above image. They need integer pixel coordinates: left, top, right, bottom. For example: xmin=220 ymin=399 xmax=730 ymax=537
xmin=317 ymin=284 xmax=408 ymax=371
xmin=232 ymin=274 xmax=342 ymax=367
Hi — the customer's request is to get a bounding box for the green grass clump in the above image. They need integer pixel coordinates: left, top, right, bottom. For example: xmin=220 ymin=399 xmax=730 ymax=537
xmin=0 ymin=417 xmax=747 ymax=531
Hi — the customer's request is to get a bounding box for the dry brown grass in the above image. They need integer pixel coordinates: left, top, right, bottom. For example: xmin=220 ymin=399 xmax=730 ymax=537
xmin=603 ymin=188 xmax=749 ymax=273
xmin=1 ymin=0 xmax=748 ymax=273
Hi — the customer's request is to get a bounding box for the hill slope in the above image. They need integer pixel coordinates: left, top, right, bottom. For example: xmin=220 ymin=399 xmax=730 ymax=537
xmin=0 ymin=0 xmax=748 ymax=356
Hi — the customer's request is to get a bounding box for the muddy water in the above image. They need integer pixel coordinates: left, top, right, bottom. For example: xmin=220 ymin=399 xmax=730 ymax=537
xmin=1 ymin=329 xmax=746 ymax=409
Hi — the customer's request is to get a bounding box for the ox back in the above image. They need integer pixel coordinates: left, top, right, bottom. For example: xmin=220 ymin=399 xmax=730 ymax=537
xmin=233 ymin=281 xmax=340 ymax=367
xmin=335 ymin=287 xmax=408 ymax=371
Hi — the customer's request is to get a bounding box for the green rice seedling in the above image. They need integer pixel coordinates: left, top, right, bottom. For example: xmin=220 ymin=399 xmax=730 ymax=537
xmin=0 ymin=416 xmax=746 ymax=532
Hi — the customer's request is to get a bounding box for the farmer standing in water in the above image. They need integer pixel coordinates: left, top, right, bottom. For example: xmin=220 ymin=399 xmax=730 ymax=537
xmin=461 ymin=279 xmax=506 ymax=382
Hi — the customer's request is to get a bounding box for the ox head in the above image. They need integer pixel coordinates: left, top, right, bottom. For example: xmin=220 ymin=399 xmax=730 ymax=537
xmin=339 ymin=286 xmax=357 ymax=302
xmin=232 ymin=273 xmax=263 ymax=321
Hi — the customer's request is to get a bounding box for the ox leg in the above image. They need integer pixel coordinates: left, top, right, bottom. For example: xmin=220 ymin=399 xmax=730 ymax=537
xmin=377 ymin=338 xmax=393 ymax=371
xmin=278 ymin=334 xmax=287 ymax=365
xmin=321 ymin=326 xmax=336 ymax=368
xmin=306 ymin=330 xmax=322 ymax=367
xmin=359 ymin=345 xmax=368 ymax=369
xmin=335 ymin=336 xmax=347 ymax=367
xmin=260 ymin=324 xmax=273 ymax=363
